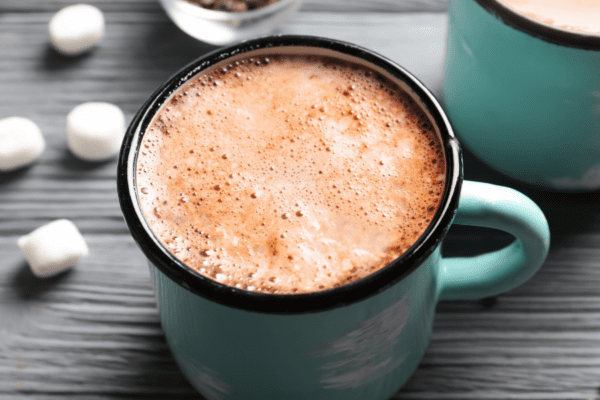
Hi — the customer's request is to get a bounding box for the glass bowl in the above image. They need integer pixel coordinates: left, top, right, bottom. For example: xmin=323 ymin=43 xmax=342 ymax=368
xmin=158 ymin=0 xmax=302 ymax=46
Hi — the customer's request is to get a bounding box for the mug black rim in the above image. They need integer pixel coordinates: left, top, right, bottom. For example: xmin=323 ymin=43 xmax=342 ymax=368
xmin=117 ymin=35 xmax=463 ymax=314
xmin=474 ymin=0 xmax=600 ymax=50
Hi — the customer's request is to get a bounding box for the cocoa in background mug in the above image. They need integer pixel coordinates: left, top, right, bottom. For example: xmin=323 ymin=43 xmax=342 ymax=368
xmin=117 ymin=36 xmax=550 ymax=400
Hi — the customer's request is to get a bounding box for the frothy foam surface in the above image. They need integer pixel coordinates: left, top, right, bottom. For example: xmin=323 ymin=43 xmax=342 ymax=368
xmin=498 ymin=0 xmax=600 ymax=35
xmin=136 ymin=54 xmax=445 ymax=294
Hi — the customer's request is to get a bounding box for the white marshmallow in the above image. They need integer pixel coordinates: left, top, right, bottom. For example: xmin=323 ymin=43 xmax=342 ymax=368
xmin=18 ymin=219 xmax=89 ymax=278
xmin=0 ymin=117 xmax=45 ymax=172
xmin=49 ymin=4 xmax=104 ymax=56
xmin=67 ymin=102 xmax=126 ymax=161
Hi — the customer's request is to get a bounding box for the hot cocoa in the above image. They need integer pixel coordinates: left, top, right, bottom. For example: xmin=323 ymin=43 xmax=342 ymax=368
xmin=498 ymin=0 xmax=600 ymax=34
xmin=136 ymin=53 xmax=446 ymax=294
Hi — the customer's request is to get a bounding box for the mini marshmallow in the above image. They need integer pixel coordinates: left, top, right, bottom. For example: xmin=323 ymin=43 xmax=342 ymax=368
xmin=18 ymin=219 xmax=88 ymax=278
xmin=49 ymin=4 xmax=104 ymax=56
xmin=67 ymin=102 xmax=126 ymax=161
xmin=0 ymin=117 xmax=45 ymax=172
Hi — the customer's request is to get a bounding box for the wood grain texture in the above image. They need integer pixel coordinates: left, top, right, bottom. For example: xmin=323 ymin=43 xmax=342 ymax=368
xmin=3 ymin=234 xmax=600 ymax=399
xmin=0 ymin=0 xmax=449 ymax=13
xmin=2 ymin=1 xmax=600 ymax=399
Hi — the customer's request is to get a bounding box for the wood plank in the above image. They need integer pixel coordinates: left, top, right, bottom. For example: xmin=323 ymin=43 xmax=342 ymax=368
xmin=0 ymin=0 xmax=449 ymax=13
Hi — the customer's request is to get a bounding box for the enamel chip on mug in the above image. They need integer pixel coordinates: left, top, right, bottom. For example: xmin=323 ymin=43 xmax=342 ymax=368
xmin=67 ymin=102 xmax=126 ymax=161
xmin=0 ymin=117 xmax=45 ymax=172
xmin=18 ymin=219 xmax=89 ymax=278
xmin=48 ymin=4 xmax=105 ymax=56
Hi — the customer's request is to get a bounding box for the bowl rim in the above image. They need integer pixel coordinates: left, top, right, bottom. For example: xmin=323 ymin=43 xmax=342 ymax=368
xmin=165 ymin=0 xmax=300 ymax=20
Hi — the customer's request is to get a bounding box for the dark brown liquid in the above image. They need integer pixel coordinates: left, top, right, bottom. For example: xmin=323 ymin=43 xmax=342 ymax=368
xmin=187 ymin=0 xmax=281 ymax=12
xmin=136 ymin=54 xmax=446 ymax=294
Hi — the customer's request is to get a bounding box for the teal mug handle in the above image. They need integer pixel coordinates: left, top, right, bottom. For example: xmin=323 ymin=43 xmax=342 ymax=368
xmin=438 ymin=181 xmax=551 ymax=301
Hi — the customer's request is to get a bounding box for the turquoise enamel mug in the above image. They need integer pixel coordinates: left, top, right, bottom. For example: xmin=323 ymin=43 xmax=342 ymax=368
xmin=117 ymin=36 xmax=550 ymax=400
xmin=442 ymin=0 xmax=600 ymax=190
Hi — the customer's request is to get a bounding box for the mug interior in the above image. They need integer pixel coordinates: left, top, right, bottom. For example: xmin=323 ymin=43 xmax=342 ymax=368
xmin=117 ymin=35 xmax=463 ymax=314
xmin=474 ymin=0 xmax=600 ymax=50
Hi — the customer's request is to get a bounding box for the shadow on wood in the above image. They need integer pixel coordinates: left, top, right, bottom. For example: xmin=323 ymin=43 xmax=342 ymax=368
xmin=95 ymin=333 xmax=202 ymax=399
xmin=10 ymin=260 xmax=74 ymax=301
xmin=125 ymin=20 xmax=218 ymax=89
xmin=57 ymin=147 xmax=117 ymax=173
xmin=38 ymin=44 xmax=94 ymax=72
xmin=460 ymin=146 xmax=600 ymax=249
xmin=0 ymin=166 xmax=35 ymax=189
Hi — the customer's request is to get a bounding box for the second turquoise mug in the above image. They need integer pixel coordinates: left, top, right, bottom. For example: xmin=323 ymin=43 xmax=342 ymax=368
xmin=117 ymin=35 xmax=551 ymax=400
xmin=443 ymin=0 xmax=600 ymax=190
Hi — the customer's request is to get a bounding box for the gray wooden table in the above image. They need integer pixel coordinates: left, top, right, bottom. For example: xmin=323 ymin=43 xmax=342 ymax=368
xmin=2 ymin=1 xmax=600 ymax=399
